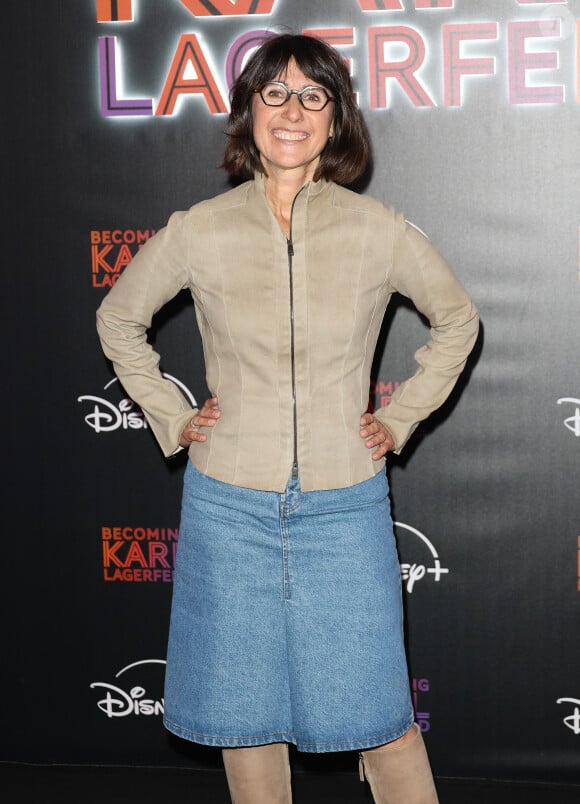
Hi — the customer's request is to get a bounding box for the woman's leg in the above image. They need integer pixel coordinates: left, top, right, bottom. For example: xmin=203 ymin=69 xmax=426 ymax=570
xmin=359 ymin=723 xmax=439 ymax=804
xmin=222 ymin=743 xmax=292 ymax=804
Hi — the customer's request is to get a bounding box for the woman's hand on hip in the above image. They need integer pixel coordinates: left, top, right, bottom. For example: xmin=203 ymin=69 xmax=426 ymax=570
xmin=359 ymin=412 xmax=395 ymax=460
xmin=179 ymin=396 xmax=221 ymax=448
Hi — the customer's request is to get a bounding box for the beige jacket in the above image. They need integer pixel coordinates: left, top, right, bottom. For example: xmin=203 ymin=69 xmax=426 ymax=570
xmin=96 ymin=175 xmax=479 ymax=491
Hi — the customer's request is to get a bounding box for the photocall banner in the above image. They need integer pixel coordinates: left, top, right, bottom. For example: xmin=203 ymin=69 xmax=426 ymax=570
xmin=3 ymin=0 xmax=579 ymax=784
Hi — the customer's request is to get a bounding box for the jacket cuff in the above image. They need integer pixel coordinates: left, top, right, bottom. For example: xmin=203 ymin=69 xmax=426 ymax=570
xmin=151 ymin=408 xmax=199 ymax=458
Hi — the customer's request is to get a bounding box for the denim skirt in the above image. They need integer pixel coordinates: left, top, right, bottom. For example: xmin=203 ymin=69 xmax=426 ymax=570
xmin=163 ymin=462 xmax=414 ymax=753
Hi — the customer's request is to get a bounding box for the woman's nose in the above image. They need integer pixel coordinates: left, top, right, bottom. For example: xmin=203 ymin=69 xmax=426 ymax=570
xmin=282 ymin=93 xmax=303 ymax=120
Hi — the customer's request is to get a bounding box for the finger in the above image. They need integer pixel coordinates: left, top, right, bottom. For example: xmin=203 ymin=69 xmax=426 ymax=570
xmin=189 ymin=423 xmax=206 ymax=442
xmin=359 ymin=416 xmax=373 ymax=435
xmin=180 ymin=420 xmax=200 ymax=442
xmin=181 ymin=401 xmax=220 ymax=445
xmin=371 ymin=445 xmax=388 ymax=460
xmin=199 ymin=402 xmax=221 ymax=420
xmin=194 ymin=412 xmax=220 ymax=428
xmin=370 ymin=435 xmax=388 ymax=455
xmin=360 ymin=421 xmax=379 ymax=438
xmin=189 ymin=432 xmax=207 ymax=443
xmin=179 ymin=428 xmax=205 ymax=448
xmin=371 ymin=433 xmax=395 ymax=459
xmin=365 ymin=433 xmax=386 ymax=450
xmin=359 ymin=412 xmax=373 ymax=428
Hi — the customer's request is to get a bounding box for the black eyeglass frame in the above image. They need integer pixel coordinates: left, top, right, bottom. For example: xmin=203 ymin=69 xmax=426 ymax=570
xmin=255 ymin=81 xmax=335 ymax=111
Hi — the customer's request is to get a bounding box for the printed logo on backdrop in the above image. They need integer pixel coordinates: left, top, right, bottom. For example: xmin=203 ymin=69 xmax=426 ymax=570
xmin=101 ymin=525 xmax=178 ymax=582
xmin=91 ymin=228 xmax=156 ymax=287
xmin=77 ymin=375 xmax=196 ymax=435
xmin=394 ymin=521 xmax=449 ymax=594
xmin=94 ymin=0 xmax=579 ymax=119
xmin=557 ymin=398 xmax=580 ymax=438
xmin=556 ymin=697 xmax=580 ymax=735
xmin=90 ymin=659 xmax=165 ymax=718
xmin=369 ymin=378 xmax=400 ymax=413
xmin=412 ymin=677 xmax=431 ymax=733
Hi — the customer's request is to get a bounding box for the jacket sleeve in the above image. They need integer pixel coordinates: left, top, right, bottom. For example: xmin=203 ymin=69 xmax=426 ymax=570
xmin=96 ymin=210 xmax=198 ymax=457
xmin=373 ymin=214 xmax=479 ymax=453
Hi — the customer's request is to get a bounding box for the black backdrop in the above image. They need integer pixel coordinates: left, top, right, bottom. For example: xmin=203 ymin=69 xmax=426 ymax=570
xmin=3 ymin=0 xmax=580 ymax=785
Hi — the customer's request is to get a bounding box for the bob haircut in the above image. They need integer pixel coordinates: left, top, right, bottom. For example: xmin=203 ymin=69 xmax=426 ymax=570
xmin=222 ymin=34 xmax=370 ymax=185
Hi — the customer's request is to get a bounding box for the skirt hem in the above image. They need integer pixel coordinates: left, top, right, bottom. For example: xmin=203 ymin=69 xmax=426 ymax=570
xmin=163 ymin=712 xmax=415 ymax=754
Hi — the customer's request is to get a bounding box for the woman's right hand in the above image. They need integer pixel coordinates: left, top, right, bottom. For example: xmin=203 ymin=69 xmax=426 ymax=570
xmin=179 ymin=396 xmax=221 ymax=448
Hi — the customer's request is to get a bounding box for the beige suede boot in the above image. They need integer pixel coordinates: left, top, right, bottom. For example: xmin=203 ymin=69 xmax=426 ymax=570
xmin=222 ymin=743 xmax=292 ymax=804
xmin=359 ymin=724 xmax=439 ymax=804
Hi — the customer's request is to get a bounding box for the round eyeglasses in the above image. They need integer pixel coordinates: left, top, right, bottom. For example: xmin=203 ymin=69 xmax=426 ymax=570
xmin=255 ymin=82 xmax=335 ymax=111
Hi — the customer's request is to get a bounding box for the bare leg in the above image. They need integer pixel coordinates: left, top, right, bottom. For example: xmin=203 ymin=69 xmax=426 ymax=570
xmin=359 ymin=723 xmax=439 ymax=804
xmin=222 ymin=743 xmax=292 ymax=804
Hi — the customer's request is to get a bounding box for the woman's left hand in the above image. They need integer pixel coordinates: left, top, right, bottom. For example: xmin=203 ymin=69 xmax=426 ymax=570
xmin=359 ymin=413 xmax=395 ymax=460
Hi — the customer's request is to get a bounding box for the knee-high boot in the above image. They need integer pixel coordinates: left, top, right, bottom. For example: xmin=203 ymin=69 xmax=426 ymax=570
xmin=222 ymin=743 xmax=292 ymax=804
xmin=358 ymin=724 xmax=439 ymax=804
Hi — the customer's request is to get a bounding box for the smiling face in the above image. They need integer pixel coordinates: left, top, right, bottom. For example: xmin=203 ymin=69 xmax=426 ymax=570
xmin=251 ymin=59 xmax=335 ymax=185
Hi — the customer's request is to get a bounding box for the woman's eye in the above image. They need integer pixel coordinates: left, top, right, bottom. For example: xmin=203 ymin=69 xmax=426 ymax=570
xmin=265 ymin=86 xmax=285 ymax=99
xmin=304 ymin=90 xmax=322 ymax=103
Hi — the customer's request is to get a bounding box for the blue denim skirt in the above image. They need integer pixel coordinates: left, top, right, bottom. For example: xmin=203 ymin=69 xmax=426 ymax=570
xmin=163 ymin=462 xmax=414 ymax=753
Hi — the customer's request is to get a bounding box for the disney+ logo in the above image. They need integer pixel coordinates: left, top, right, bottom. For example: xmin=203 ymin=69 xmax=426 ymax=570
xmin=556 ymin=698 xmax=580 ymax=735
xmin=557 ymin=398 xmax=580 ymax=438
xmin=394 ymin=522 xmax=449 ymax=594
xmin=78 ymin=375 xmax=196 ymax=434
xmin=90 ymin=659 xmax=166 ymax=719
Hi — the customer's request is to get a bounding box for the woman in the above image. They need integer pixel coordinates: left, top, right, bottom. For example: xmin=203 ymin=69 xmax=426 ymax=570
xmin=97 ymin=34 xmax=478 ymax=804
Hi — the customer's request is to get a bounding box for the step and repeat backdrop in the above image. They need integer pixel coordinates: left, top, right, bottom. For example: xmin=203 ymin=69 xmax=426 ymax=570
xmin=4 ymin=0 xmax=579 ymax=785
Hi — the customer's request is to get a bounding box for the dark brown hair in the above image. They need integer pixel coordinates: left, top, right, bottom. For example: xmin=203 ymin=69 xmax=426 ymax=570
xmin=222 ymin=34 xmax=370 ymax=185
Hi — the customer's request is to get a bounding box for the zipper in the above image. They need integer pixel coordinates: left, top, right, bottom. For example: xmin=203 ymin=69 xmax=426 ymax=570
xmin=286 ymin=188 xmax=303 ymax=480
xmin=287 ymin=235 xmax=298 ymax=479
xmin=286 ymin=185 xmax=306 ymax=479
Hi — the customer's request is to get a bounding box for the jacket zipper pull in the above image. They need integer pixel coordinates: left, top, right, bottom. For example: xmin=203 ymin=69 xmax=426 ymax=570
xmin=287 ymin=238 xmax=294 ymax=257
